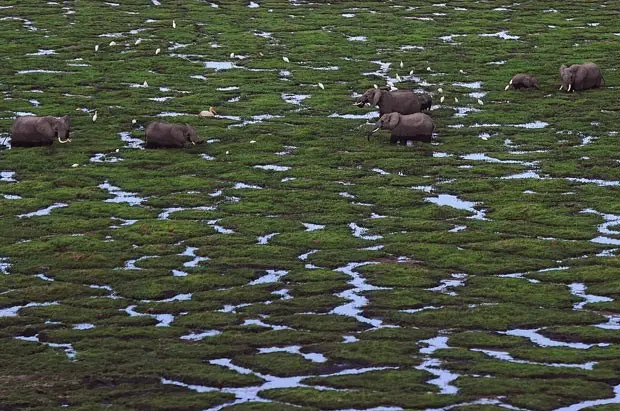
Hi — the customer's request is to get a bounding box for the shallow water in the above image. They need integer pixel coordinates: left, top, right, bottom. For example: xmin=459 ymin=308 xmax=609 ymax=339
xmin=416 ymin=335 xmax=459 ymax=394
xmin=17 ymin=202 xmax=68 ymax=218
xmin=349 ymin=222 xmax=383 ymax=240
xmin=99 ymin=181 xmax=145 ymax=206
xmin=424 ymin=194 xmax=487 ymax=220
xmin=501 ymin=328 xmax=609 ymax=349
xmin=180 ymin=329 xmax=221 ymax=341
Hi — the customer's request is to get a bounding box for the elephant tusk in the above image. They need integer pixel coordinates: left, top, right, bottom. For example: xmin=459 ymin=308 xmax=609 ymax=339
xmin=567 ymin=84 xmax=572 ymax=92
xmin=504 ymin=84 xmax=510 ymax=90
xmin=509 ymin=79 xmax=513 ymax=85
xmin=559 ymin=85 xmax=563 ymax=90
xmin=371 ymin=128 xmax=380 ymax=134
xmin=58 ymin=136 xmax=70 ymax=144
xmin=191 ymin=141 xmax=196 ymax=145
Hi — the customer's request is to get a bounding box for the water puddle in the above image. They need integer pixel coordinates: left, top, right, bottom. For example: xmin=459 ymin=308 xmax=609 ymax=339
xmin=254 ymin=165 xmax=291 ymax=171
xmin=206 ymin=219 xmax=235 ymax=234
xmin=0 ymin=257 xmax=11 ymax=275
xmin=347 ymin=35 xmax=367 ymax=41
xmin=122 ymin=255 xmax=158 ymax=270
xmin=340 ymin=192 xmax=356 ymax=199
xmin=281 ymin=93 xmax=310 ymax=105
xmin=331 ymin=262 xmax=392 ymax=328
xmin=452 ymin=81 xmax=482 ymax=89
xmin=156 ymin=112 xmax=193 ymax=117
xmin=400 ymin=305 xmax=443 ymax=314
xmin=3 ymin=194 xmax=21 ymax=200
xmin=204 ymin=61 xmax=241 ymax=70
xmin=257 ymin=233 xmax=279 ymax=245
xmin=258 ymin=346 xmax=327 ymax=363
xmin=461 ymin=153 xmax=537 ymax=166
xmin=123 ymin=305 xmax=174 ymax=327
xmin=226 ymin=114 xmax=283 ymax=128
xmin=567 ymin=178 xmax=620 ymax=187
xmin=73 ymin=323 xmax=95 ymax=330
xmin=273 ymin=288 xmax=293 ymax=300
xmin=472 ymin=348 xmax=596 ymax=370
xmin=501 ymin=170 xmax=545 ymax=180
xmin=180 ymin=246 xmax=209 ymax=268
xmin=119 ymin=131 xmax=144 ymax=149
xmin=233 ymin=182 xmax=263 ymax=190
xmin=158 ymin=205 xmax=215 ymax=220
xmin=568 ymin=283 xmax=613 ymax=310
xmin=302 ymin=222 xmax=325 ymax=232
xmin=501 ymin=328 xmax=609 ymax=349
xmin=34 ymin=273 xmax=54 ymax=281
xmin=99 ymin=181 xmax=146 ymax=206
xmin=426 ymin=273 xmax=468 ymax=296
xmin=17 ymin=203 xmax=68 ymax=218
xmin=243 ymin=318 xmax=291 ymax=331
xmin=162 ymin=359 xmax=396 ymax=410
xmin=555 ymin=384 xmax=620 ymax=411
xmin=416 ymin=335 xmax=459 ymax=394
xmin=90 ymin=153 xmax=123 ymax=163
xmin=0 ymin=301 xmax=58 ymax=317
xmin=249 ymin=269 xmax=288 ymax=285
xmin=109 ymin=217 xmax=137 ymax=229
xmin=424 ymin=194 xmax=487 ymax=220
xmin=16 ymin=334 xmax=77 ymax=360
xmin=349 ymin=223 xmax=383 ymax=240
xmin=479 ymin=31 xmax=520 ymax=40
xmin=180 ymin=329 xmax=221 ymax=341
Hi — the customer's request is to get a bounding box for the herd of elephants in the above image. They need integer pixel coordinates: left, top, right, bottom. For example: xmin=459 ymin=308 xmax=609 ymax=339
xmin=7 ymin=61 xmax=605 ymax=148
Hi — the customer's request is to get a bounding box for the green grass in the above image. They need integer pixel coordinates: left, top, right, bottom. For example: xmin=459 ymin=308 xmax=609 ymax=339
xmin=1 ymin=1 xmax=620 ymax=410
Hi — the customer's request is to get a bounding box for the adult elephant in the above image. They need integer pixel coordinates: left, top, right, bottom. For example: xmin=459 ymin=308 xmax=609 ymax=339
xmin=559 ymin=63 xmax=604 ymax=92
xmin=368 ymin=112 xmax=435 ymax=145
xmin=145 ymin=122 xmax=203 ymax=148
xmin=11 ymin=115 xmax=72 ymax=146
xmin=356 ymin=88 xmax=426 ymax=116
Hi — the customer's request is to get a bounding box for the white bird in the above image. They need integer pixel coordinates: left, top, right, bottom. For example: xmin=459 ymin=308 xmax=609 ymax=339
xmin=94 ymin=44 xmax=99 ymax=52
xmin=409 ymin=70 xmax=414 ymax=76
xmin=373 ymin=84 xmax=378 ymax=89
xmin=199 ymin=107 xmax=217 ymax=117
xmin=135 ymin=39 xmax=142 ymax=45
xmin=396 ymin=73 xmax=401 ymax=82
xmin=92 ymin=111 xmax=98 ymax=122
xmin=283 ymin=56 xmax=290 ymax=63
xmin=426 ymin=66 xmax=431 ymax=71
xmin=454 ymin=97 xmax=459 ymax=103
xmin=143 ymin=80 xmax=148 ymax=87
xmin=155 ymin=48 xmax=161 ymax=55
xmin=172 ymin=20 xmax=176 ymax=29
xmin=109 ymin=41 xmax=116 ymax=46
xmin=400 ymin=60 xmax=404 ymax=68
xmin=115 ymin=149 xmax=120 ymax=152
xmin=318 ymin=82 xmax=325 ymax=90
xmin=132 ymin=119 xmax=136 ymax=124
xmin=440 ymin=96 xmax=445 ymax=103
xmin=459 ymin=69 xmax=466 ymax=74
xmin=226 ymin=151 xmax=230 ymax=155
xmin=230 ymin=52 xmax=235 ymax=58
xmin=250 ymin=140 xmax=256 ymax=144
xmin=477 ymin=99 xmax=484 ymax=105
xmin=71 ymin=164 xmax=79 ymax=168
xmin=437 ymin=87 xmax=443 ymax=93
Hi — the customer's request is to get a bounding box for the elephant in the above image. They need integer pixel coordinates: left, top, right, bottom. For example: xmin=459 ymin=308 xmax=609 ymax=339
xmin=10 ymin=115 xmax=71 ymax=147
xmin=560 ymin=63 xmax=604 ymax=92
xmin=368 ymin=112 xmax=435 ymax=145
xmin=144 ymin=122 xmax=202 ymax=148
xmin=418 ymin=93 xmax=433 ymax=110
xmin=355 ymin=88 xmax=424 ymax=116
xmin=505 ymin=73 xmax=540 ymax=90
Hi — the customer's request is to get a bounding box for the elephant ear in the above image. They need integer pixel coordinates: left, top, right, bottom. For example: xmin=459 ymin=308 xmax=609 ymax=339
xmin=62 ymin=115 xmax=71 ymax=126
xmin=386 ymin=113 xmax=400 ymax=129
xmin=371 ymin=89 xmax=382 ymax=106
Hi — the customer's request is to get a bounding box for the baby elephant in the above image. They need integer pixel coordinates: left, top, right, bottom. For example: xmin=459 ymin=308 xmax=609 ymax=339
xmin=356 ymin=88 xmax=424 ymax=116
xmin=11 ymin=115 xmax=71 ymax=147
xmin=369 ymin=112 xmax=435 ymax=145
xmin=560 ymin=63 xmax=605 ymax=92
xmin=505 ymin=73 xmax=540 ymax=90
xmin=145 ymin=122 xmax=202 ymax=148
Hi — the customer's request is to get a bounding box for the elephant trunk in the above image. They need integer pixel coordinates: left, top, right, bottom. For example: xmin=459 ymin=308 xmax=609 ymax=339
xmin=367 ymin=121 xmax=382 ymax=140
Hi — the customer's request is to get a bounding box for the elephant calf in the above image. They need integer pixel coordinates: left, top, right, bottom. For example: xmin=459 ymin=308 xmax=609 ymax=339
xmin=145 ymin=122 xmax=202 ymax=148
xmin=369 ymin=112 xmax=435 ymax=145
xmin=356 ymin=88 xmax=427 ymax=116
xmin=505 ymin=73 xmax=540 ymax=90
xmin=560 ymin=63 xmax=604 ymax=92
xmin=11 ymin=115 xmax=71 ymax=147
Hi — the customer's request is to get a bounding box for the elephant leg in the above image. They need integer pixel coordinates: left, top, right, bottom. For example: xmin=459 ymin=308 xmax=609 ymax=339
xmin=390 ymin=134 xmax=399 ymax=145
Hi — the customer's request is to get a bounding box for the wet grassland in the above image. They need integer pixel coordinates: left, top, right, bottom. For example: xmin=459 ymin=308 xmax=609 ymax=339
xmin=1 ymin=1 xmax=620 ymax=410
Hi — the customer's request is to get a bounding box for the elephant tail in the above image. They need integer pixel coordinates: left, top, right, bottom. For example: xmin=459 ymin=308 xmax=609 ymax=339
xmin=601 ymin=74 xmax=606 ymax=86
